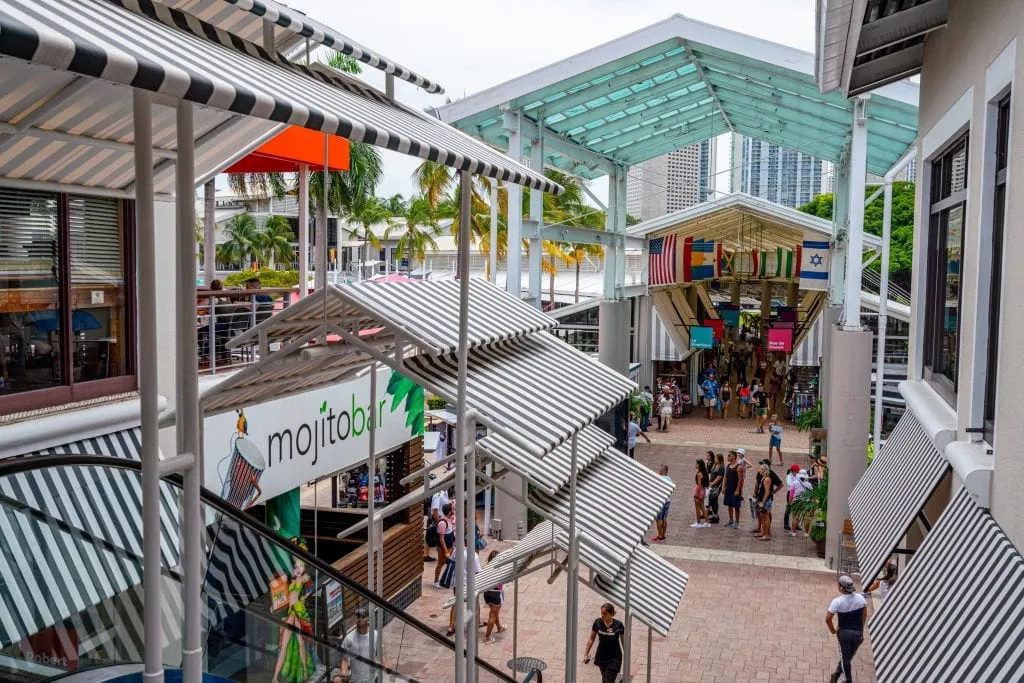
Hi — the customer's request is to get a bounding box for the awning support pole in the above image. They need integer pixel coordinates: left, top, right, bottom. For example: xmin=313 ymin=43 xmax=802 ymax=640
xmin=528 ymin=128 xmax=544 ymax=308
xmin=466 ymin=409 xmax=479 ymax=679
xmin=646 ymin=627 xmax=652 ymax=683
xmin=504 ymin=110 xmax=524 ymax=298
xmin=623 ymin=557 xmax=632 ymax=682
xmin=565 ymin=433 xmax=580 ymax=682
xmin=175 ymin=99 xmax=202 ymax=683
xmin=317 ymin=134 xmax=329 ymax=292
xmin=482 ymin=460 xmax=492 ymax=544
xmin=134 ymin=89 xmax=163 ymax=683
xmin=512 ymin=575 xmax=520 ymax=682
xmin=489 ymin=184 xmax=499 ymax=285
xmin=367 ymin=362 xmax=378 ymax=673
xmin=454 ymin=169 xmax=473 ymax=683
xmin=298 ymin=163 xmax=309 ymax=298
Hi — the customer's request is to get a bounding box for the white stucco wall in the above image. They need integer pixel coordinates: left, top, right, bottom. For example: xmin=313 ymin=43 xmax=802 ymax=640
xmin=913 ymin=0 xmax=1023 ymax=545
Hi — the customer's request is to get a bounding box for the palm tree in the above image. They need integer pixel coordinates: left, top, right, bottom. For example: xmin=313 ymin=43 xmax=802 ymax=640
xmin=563 ymin=241 xmax=605 ymax=303
xmin=541 ymin=240 xmax=570 ymax=310
xmin=413 ymin=160 xmax=454 ymax=209
xmin=352 ymin=197 xmax=393 ymax=263
xmin=383 ymin=193 xmax=406 ymax=215
xmin=256 ymin=215 xmax=296 ymax=269
xmin=387 ymin=195 xmax=442 ymax=271
xmin=217 ymin=212 xmax=259 ymax=269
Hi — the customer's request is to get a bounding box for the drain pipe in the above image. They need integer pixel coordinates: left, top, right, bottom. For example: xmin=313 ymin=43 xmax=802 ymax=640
xmin=872 ymin=146 xmax=916 ymax=450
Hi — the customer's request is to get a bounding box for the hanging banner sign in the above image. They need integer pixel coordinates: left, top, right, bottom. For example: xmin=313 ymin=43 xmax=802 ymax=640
xmin=324 ymin=580 xmax=345 ymax=628
xmin=204 ymin=367 xmax=424 ymax=508
xmin=718 ymin=306 xmax=740 ymax=327
xmin=767 ymin=327 xmax=794 ymax=353
xmin=690 ymin=326 xmax=714 ymax=350
xmin=706 ymin=319 xmax=725 ymax=340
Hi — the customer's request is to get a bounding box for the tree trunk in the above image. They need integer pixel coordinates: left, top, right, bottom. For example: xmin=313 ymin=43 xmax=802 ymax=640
xmin=575 ymin=257 xmax=581 ymax=304
xmin=203 ymin=179 xmax=216 ymax=284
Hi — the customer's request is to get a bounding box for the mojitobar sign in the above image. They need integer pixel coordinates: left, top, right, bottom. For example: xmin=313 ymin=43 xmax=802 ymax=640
xmin=205 ymin=367 xmax=424 ymax=508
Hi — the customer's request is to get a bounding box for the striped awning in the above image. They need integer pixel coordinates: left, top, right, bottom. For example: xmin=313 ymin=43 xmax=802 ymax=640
xmin=651 ymin=309 xmax=686 ymax=362
xmin=477 ymin=425 xmax=614 ymax=495
xmin=337 ymin=279 xmax=558 ymax=356
xmin=472 ymin=522 xmax=687 ymax=636
xmin=405 ymin=333 xmax=635 ymax=458
xmin=870 ymin=488 xmax=1024 ymax=682
xmin=529 ymin=448 xmax=674 ymax=578
xmin=792 ymin=314 xmax=824 ymax=367
xmin=849 ymin=412 xmax=950 ymax=586
xmin=220 ymin=0 xmax=445 ymax=94
xmin=0 ymin=0 xmax=561 ymax=195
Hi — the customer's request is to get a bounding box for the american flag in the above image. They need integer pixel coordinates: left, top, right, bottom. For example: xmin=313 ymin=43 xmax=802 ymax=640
xmin=649 ymin=235 xmax=676 ymax=285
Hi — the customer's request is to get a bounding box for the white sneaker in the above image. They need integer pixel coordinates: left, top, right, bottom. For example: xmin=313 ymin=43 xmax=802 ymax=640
xmin=690 ymin=522 xmax=702 ymax=528
xmin=788 ymin=531 xmax=797 ymax=537
xmin=432 ymin=581 xmax=442 ymax=589
xmin=701 ymin=522 xmax=712 ymax=528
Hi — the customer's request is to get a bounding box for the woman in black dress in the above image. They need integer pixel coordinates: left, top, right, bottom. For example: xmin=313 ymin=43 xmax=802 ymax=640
xmin=583 ymin=602 xmax=625 ymax=683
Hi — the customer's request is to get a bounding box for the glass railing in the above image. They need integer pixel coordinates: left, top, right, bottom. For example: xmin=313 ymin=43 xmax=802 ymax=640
xmin=0 ymin=455 xmax=514 ymax=682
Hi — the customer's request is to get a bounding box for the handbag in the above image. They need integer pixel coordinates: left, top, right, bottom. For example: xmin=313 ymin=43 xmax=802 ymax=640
xmin=438 ymin=557 xmax=457 ymax=589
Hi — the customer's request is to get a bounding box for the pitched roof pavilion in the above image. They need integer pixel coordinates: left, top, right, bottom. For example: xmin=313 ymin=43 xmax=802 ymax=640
xmin=436 ymin=14 xmax=919 ymax=179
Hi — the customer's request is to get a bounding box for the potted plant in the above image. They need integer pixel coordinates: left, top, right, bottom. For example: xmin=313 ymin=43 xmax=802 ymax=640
xmin=788 ymin=473 xmax=829 ymax=558
xmin=796 ymin=399 xmax=826 ymax=456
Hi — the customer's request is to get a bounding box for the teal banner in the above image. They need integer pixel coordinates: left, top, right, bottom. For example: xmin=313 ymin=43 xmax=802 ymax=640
xmin=690 ymin=326 xmax=714 ymax=350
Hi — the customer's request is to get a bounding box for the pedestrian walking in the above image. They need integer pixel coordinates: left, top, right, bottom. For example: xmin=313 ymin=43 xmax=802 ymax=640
xmin=627 ymin=412 xmax=651 ymax=458
xmin=707 ymin=453 xmax=725 ymax=524
xmin=866 ymin=562 xmax=898 ymax=600
xmin=583 ymin=602 xmax=625 ymax=683
xmin=738 ymin=383 xmax=751 ymax=418
xmin=724 ymin=452 xmax=743 ymax=528
xmin=338 ymin=607 xmax=389 ymax=683
xmin=650 ymin=465 xmax=673 ymax=542
xmin=701 ymin=374 xmax=719 ymax=420
xmin=640 ymin=385 xmax=654 ymax=431
xmin=657 ymin=391 xmax=674 ymax=432
xmin=720 ymin=382 xmax=732 ymax=419
xmin=482 ymin=550 xmax=507 ymax=643
xmin=784 ymin=464 xmax=809 ymax=535
xmin=827 ymin=575 xmax=867 ymax=683
xmin=447 ymin=545 xmax=481 ymax=636
xmin=691 ymin=459 xmax=710 ymax=528
xmin=752 ymin=382 xmax=770 ymax=433
xmin=768 ymin=414 xmax=784 ymax=464
xmin=433 ymin=503 xmax=456 ymax=588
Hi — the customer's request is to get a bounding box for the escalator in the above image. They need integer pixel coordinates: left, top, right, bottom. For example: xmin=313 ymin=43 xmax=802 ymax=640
xmin=0 ymin=455 xmax=514 ymax=683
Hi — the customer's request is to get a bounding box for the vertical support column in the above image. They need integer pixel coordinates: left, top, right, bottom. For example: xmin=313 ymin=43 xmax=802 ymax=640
xmin=565 ymin=434 xmax=580 ymax=682
xmin=787 ymin=281 xmax=799 ymax=307
xmin=637 ymin=295 xmax=653 ymax=389
xmin=466 ymin=411 xmax=478 ymax=680
xmin=489 ymin=184 xmax=499 ymax=285
xmin=134 ymin=90 xmax=162 ymax=683
xmin=385 ymin=74 xmax=395 ymax=100
xmin=622 ymin=559 xmax=632 ymax=682
xmin=366 ymin=364 xmax=378 ymax=676
xmin=203 ymin=179 xmax=215 ymax=286
xmin=176 ymin=101 xmax=202 ymax=683
xmin=829 ymin=147 xmax=851 ymax=309
xmin=603 ymin=167 xmax=619 ymax=300
xmin=760 ymin=280 xmax=771 ymax=333
xmin=504 ymin=110 xmax=524 ymax=298
xmin=873 ymin=178 xmax=893 ymax=449
xmin=317 ymin=135 xmax=329 ymax=290
xmin=528 ymin=132 xmax=544 ymax=308
xmin=298 ymin=164 xmax=309 ymax=298
xmin=615 ymin=166 xmax=628 ymax=291
xmin=454 ymin=170 xmax=473 ymax=683
xmin=844 ymin=96 xmax=869 ymax=329
xmin=261 ymin=19 xmax=274 ymax=52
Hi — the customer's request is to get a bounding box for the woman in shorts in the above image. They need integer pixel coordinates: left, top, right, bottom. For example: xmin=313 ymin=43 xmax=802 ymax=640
xmin=482 ymin=550 xmax=506 ymax=643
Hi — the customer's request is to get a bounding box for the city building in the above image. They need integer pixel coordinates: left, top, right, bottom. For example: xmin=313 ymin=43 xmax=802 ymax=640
xmin=625 ymin=139 xmax=716 ymax=220
xmin=817 ymin=0 xmax=1024 ymax=680
xmin=729 ymin=134 xmax=826 ymax=208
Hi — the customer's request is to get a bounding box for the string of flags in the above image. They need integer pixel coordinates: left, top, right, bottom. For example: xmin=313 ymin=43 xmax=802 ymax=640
xmin=648 ymin=236 xmax=830 ymax=287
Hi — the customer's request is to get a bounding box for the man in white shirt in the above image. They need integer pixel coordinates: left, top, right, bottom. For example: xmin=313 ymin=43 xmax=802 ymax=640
xmin=826 ymin=575 xmax=867 ymax=683
xmin=340 ymin=608 xmax=388 ymax=683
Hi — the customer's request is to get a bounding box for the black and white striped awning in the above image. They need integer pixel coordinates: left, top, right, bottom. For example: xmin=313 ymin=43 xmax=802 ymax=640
xmin=0 ymin=0 xmax=561 ymax=195
xmin=477 ymin=425 xmax=614 ymax=495
xmin=849 ymin=411 xmax=950 ymax=586
xmin=870 ymin=488 xmax=1024 ymax=682
xmin=651 ymin=310 xmax=686 ymax=362
xmin=406 ymin=333 xmax=635 ymax=458
xmin=792 ymin=314 xmax=823 ymax=367
xmin=220 ymin=0 xmax=445 ymax=94
xmin=468 ymin=522 xmax=688 ymax=636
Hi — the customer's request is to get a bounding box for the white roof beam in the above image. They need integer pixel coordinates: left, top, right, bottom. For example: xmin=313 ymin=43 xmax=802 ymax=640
xmin=512 ymin=114 xmax=618 ymax=175
xmin=0 ymin=122 xmax=176 ymax=160
xmin=682 ymin=43 xmax=735 ymax=134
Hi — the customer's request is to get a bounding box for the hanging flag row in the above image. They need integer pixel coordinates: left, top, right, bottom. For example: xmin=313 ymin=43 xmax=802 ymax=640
xmin=647 ymin=236 xmax=831 ymax=286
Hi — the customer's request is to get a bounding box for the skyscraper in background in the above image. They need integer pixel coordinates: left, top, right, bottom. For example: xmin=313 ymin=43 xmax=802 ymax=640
xmin=729 ymin=134 xmax=825 ymax=208
xmin=626 ymin=139 xmax=716 ymax=221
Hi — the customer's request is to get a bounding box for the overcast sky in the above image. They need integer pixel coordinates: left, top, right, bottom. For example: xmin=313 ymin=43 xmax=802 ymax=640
xmin=282 ymin=0 xmax=818 ymax=203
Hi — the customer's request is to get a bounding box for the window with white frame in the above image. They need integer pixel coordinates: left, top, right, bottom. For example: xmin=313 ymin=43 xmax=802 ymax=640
xmin=923 ymin=135 xmax=968 ymax=397
xmin=984 ymin=94 xmax=1011 ymax=440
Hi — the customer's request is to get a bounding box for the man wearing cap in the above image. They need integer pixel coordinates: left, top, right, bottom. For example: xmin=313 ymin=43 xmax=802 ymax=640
xmin=340 ymin=607 xmax=388 ymax=683
xmin=826 ymin=575 xmax=867 ymax=683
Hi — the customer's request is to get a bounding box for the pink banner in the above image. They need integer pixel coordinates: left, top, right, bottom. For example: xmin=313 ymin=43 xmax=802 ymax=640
xmin=767 ymin=327 xmax=793 ymax=353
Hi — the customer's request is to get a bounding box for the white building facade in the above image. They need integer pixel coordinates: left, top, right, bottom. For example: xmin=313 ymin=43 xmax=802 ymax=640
xmin=625 ymin=139 xmax=716 ymax=221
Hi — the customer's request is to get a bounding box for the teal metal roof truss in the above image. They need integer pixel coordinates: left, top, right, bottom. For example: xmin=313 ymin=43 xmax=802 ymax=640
xmin=437 ymin=15 xmax=918 ymax=179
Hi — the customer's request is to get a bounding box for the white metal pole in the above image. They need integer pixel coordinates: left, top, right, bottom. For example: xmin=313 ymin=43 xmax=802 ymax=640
xmin=134 ymin=89 xmax=163 ymax=683
xmin=298 ymin=164 xmax=309 ymax=298
xmin=504 ymin=111 xmax=523 ymax=297
xmin=528 ymin=132 xmax=544 ymax=308
xmin=175 ymin=100 xmax=202 ymax=683
xmin=489 ymin=185 xmax=498 ymax=285
xmin=454 ymin=170 xmax=473 ymax=683
xmin=385 ymin=74 xmax=395 ymax=100
xmin=203 ymin=179 xmax=215 ymax=286
xmin=844 ymin=96 xmax=869 ymax=329
xmin=262 ymin=19 xmax=274 ymax=52
xmin=873 ymin=178 xmax=892 ymax=450
xmin=482 ymin=461 xmax=492 ymax=545
xmin=645 ymin=627 xmax=652 ymax=683
xmin=466 ymin=410 xmax=478 ymax=679
xmin=316 ymin=135 xmax=328 ymax=291
xmin=565 ymin=433 xmax=580 ymax=682
xmin=603 ymin=168 xmax=618 ymax=299
xmin=623 ymin=558 xmax=632 ymax=683
xmin=512 ymin=575 xmax=519 ymax=682
xmin=367 ymin=364 xmax=378 ymax=678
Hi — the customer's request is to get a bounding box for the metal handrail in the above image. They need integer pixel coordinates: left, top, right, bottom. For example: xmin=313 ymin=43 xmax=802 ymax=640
xmin=0 ymin=454 xmax=516 ymax=683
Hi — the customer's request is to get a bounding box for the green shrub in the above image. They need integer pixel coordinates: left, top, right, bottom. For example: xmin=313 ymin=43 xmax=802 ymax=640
xmin=426 ymin=395 xmax=447 ymax=410
xmin=223 ymin=268 xmax=299 ymax=288
xmin=796 ymin=400 xmax=823 ymax=432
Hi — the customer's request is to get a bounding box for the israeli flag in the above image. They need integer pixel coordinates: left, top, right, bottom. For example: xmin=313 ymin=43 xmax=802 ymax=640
xmin=799 ymin=240 xmax=830 ymax=292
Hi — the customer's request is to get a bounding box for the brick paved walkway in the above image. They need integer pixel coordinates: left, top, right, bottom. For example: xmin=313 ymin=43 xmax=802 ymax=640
xmin=376 ymin=417 xmax=878 ymax=682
